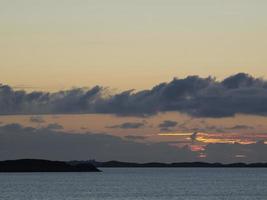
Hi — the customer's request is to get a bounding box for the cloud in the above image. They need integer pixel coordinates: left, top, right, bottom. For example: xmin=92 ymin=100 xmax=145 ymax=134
xmin=203 ymin=141 xmax=267 ymax=163
xmin=158 ymin=120 xmax=178 ymax=128
xmin=174 ymin=120 xmax=254 ymax=133
xmin=227 ymin=125 xmax=254 ymax=130
xmin=29 ymin=116 xmax=45 ymax=123
xmin=0 ymin=124 xmax=197 ymax=162
xmin=158 ymin=120 xmax=178 ymax=132
xmin=190 ymin=132 xmax=198 ymax=143
xmin=1 ymin=73 xmax=267 ymax=117
xmin=0 ymin=124 xmax=266 ymax=163
xmin=45 ymin=123 xmax=63 ymax=130
xmin=124 ymin=135 xmax=147 ymax=140
xmin=107 ymin=122 xmax=145 ymax=129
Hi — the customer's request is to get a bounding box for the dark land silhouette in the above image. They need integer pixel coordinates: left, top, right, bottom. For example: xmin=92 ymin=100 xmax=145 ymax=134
xmin=86 ymin=160 xmax=267 ymax=168
xmin=2 ymin=159 xmax=267 ymax=172
xmin=0 ymin=159 xmax=100 ymax=172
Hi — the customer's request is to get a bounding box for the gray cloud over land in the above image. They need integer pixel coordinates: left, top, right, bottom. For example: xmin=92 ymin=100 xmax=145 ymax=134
xmin=203 ymin=141 xmax=267 ymax=163
xmin=0 ymin=124 xmax=266 ymax=163
xmin=124 ymin=135 xmax=147 ymax=140
xmin=1 ymin=73 xmax=267 ymax=117
xmin=0 ymin=124 xmax=196 ymax=162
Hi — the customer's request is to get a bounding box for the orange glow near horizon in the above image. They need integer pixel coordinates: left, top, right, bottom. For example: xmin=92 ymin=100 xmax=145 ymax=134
xmin=157 ymin=133 xmax=193 ymax=136
xmin=158 ymin=131 xmax=267 ymax=145
xmin=196 ymin=132 xmax=267 ymax=145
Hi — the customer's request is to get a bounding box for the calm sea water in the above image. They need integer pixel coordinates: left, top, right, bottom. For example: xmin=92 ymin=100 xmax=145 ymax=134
xmin=0 ymin=168 xmax=267 ymax=200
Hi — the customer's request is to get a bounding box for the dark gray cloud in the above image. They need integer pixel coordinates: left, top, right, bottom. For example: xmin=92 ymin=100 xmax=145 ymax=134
xmin=190 ymin=132 xmax=198 ymax=143
xmin=29 ymin=116 xmax=45 ymax=123
xmin=124 ymin=135 xmax=147 ymax=140
xmin=1 ymin=73 xmax=267 ymax=117
xmin=158 ymin=120 xmax=178 ymax=132
xmin=203 ymin=141 xmax=267 ymax=163
xmin=107 ymin=122 xmax=145 ymax=129
xmin=172 ymin=123 xmax=224 ymax=133
xmin=0 ymin=124 xmax=197 ymax=162
xmin=45 ymin=123 xmax=64 ymax=130
xmin=0 ymin=124 xmax=266 ymax=163
xmin=200 ymin=125 xmax=225 ymax=133
xmin=175 ymin=120 xmax=254 ymax=133
xmin=158 ymin=120 xmax=178 ymax=128
xmin=227 ymin=125 xmax=254 ymax=130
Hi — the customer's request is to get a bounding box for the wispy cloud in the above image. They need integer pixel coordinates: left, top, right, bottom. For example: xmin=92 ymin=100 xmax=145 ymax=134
xmin=158 ymin=120 xmax=178 ymax=131
xmin=107 ymin=122 xmax=145 ymax=129
xmin=29 ymin=116 xmax=45 ymax=123
xmin=45 ymin=123 xmax=63 ymax=130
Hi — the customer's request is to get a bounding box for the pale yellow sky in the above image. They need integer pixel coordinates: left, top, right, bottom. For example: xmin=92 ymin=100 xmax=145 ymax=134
xmin=1 ymin=0 xmax=267 ymax=91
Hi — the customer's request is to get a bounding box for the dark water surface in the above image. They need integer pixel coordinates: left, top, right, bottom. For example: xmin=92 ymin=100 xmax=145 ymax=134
xmin=1 ymin=168 xmax=267 ymax=200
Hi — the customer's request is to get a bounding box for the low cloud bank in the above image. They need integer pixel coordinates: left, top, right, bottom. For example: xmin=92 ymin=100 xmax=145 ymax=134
xmin=0 ymin=124 xmax=196 ymax=162
xmin=0 ymin=124 xmax=266 ymax=163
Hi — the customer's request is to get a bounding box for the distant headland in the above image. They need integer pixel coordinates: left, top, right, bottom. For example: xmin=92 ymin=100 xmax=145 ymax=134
xmin=1 ymin=159 xmax=267 ymax=173
xmin=0 ymin=159 xmax=101 ymax=172
xmin=89 ymin=160 xmax=267 ymax=168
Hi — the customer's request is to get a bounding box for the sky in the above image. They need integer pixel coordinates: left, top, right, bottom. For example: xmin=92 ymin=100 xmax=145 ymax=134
xmin=1 ymin=0 xmax=267 ymax=163
xmin=1 ymin=0 xmax=267 ymax=90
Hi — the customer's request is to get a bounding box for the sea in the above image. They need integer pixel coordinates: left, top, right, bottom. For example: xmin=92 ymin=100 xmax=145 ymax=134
xmin=1 ymin=168 xmax=267 ymax=200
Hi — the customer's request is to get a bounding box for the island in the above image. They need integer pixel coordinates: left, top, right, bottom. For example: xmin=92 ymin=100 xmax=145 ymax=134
xmin=2 ymin=159 xmax=267 ymax=172
xmin=87 ymin=160 xmax=267 ymax=168
xmin=0 ymin=159 xmax=101 ymax=172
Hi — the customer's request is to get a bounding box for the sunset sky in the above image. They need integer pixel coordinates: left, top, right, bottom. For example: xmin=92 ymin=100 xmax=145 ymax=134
xmin=1 ymin=0 xmax=267 ymax=163
xmin=1 ymin=0 xmax=267 ymax=90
